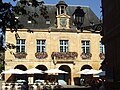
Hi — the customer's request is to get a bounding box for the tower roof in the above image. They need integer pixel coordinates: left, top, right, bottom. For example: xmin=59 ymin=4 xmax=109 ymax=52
xmin=56 ymin=0 xmax=68 ymax=7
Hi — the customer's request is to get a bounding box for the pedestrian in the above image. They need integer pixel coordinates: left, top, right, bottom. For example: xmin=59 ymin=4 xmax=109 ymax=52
xmin=21 ymin=82 xmax=29 ymax=90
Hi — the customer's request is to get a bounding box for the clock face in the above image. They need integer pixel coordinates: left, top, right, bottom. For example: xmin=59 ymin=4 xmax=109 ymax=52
xmin=60 ymin=18 xmax=67 ymax=27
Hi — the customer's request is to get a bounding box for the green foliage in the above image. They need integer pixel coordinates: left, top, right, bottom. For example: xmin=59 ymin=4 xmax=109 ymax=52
xmin=0 ymin=0 xmax=48 ymax=33
xmin=0 ymin=63 xmax=4 ymax=73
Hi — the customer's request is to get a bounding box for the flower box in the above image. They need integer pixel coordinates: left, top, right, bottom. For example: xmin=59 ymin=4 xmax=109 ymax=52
xmin=35 ymin=52 xmax=48 ymax=59
xmin=80 ymin=52 xmax=92 ymax=59
xmin=99 ymin=53 xmax=105 ymax=60
xmin=51 ymin=52 xmax=78 ymax=60
xmin=13 ymin=52 xmax=27 ymax=59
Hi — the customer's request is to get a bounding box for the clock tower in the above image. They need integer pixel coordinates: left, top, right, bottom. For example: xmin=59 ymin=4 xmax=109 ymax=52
xmin=56 ymin=0 xmax=70 ymax=29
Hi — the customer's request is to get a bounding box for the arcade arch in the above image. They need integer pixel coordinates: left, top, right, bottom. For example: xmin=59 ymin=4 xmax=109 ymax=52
xmin=34 ymin=65 xmax=48 ymax=81
xmin=80 ymin=64 xmax=93 ymax=85
xmin=59 ymin=65 xmax=71 ymax=85
xmin=14 ymin=64 xmax=27 ymax=82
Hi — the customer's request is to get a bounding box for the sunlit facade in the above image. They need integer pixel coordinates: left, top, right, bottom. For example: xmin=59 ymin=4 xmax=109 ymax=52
xmin=5 ymin=1 xmax=103 ymax=85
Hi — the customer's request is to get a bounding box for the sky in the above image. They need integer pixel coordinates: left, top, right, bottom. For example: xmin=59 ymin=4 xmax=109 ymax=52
xmin=44 ymin=0 xmax=102 ymax=18
xmin=3 ymin=0 xmax=102 ymax=18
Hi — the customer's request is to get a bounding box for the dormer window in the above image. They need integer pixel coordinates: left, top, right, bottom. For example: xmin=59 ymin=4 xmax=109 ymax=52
xmin=28 ymin=21 xmax=32 ymax=24
xmin=15 ymin=17 xmax=19 ymax=19
xmin=28 ymin=16 xmax=32 ymax=24
xmin=46 ymin=20 xmax=50 ymax=25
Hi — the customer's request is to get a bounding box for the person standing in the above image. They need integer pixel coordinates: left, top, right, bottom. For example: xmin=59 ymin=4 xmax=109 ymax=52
xmin=21 ymin=82 xmax=29 ymax=90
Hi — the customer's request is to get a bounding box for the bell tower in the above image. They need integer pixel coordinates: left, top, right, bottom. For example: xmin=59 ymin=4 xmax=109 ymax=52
xmin=56 ymin=0 xmax=70 ymax=29
xmin=56 ymin=0 xmax=67 ymax=15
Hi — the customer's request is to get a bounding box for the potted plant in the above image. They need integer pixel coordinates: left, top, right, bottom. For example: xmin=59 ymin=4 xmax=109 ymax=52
xmin=13 ymin=52 xmax=27 ymax=59
xmin=80 ymin=52 xmax=92 ymax=59
xmin=35 ymin=52 xmax=48 ymax=59
xmin=99 ymin=53 xmax=105 ymax=60
xmin=51 ymin=52 xmax=78 ymax=60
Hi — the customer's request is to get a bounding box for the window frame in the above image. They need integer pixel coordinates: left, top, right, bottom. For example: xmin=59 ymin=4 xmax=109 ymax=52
xmin=60 ymin=40 xmax=69 ymax=52
xmin=100 ymin=41 xmax=105 ymax=54
xmin=36 ymin=39 xmax=46 ymax=52
xmin=81 ymin=40 xmax=90 ymax=53
xmin=16 ymin=39 xmax=26 ymax=53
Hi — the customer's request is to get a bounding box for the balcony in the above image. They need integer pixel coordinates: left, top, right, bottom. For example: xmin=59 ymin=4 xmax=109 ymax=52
xmin=35 ymin=52 xmax=48 ymax=59
xmin=80 ymin=52 xmax=92 ymax=59
xmin=51 ymin=52 xmax=78 ymax=63
xmin=13 ymin=52 xmax=27 ymax=59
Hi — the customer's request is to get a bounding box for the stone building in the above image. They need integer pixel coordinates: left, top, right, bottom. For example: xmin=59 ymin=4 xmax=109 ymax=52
xmin=5 ymin=1 xmax=103 ymax=85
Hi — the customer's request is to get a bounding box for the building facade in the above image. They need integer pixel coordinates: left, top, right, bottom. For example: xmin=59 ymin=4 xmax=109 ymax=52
xmin=5 ymin=1 xmax=103 ymax=85
xmin=101 ymin=0 xmax=120 ymax=90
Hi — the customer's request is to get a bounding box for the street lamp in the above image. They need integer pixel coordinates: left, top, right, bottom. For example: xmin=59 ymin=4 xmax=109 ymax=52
xmin=72 ymin=6 xmax=85 ymax=30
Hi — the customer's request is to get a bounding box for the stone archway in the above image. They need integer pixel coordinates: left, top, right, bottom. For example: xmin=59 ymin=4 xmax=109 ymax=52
xmin=35 ymin=65 xmax=48 ymax=81
xmin=14 ymin=64 xmax=27 ymax=70
xmin=80 ymin=64 xmax=93 ymax=85
xmin=14 ymin=64 xmax=27 ymax=82
xmin=81 ymin=65 xmax=92 ymax=70
xmin=59 ymin=65 xmax=71 ymax=85
xmin=36 ymin=65 xmax=47 ymax=71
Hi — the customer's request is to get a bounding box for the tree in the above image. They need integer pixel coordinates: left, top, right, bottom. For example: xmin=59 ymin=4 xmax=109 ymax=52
xmin=0 ymin=0 xmax=49 ymax=50
xmin=0 ymin=62 xmax=4 ymax=73
xmin=0 ymin=0 xmax=49 ymax=72
xmin=0 ymin=0 xmax=48 ymax=33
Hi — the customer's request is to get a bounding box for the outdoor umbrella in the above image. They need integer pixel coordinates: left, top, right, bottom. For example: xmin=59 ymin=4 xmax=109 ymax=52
xmin=44 ymin=68 xmax=68 ymax=74
xmin=44 ymin=68 xmax=68 ymax=84
xmin=95 ymin=70 xmax=106 ymax=76
xmin=77 ymin=69 xmax=102 ymax=75
xmin=16 ymin=79 xmax=26 ymax=83
xmin=85 ymin=69 xmax=103 ymax=74
xmin=24 ymin=68 xmax=43 ymax=74
xmin=76 ymin=69 xmax=90 ymax=75
xmin=1 ymin=69 xmax=25 ymax=74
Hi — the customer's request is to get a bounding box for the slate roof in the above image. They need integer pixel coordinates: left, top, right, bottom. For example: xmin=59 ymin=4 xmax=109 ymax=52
xmin=17 ymin=3 xmax=100 ymax=29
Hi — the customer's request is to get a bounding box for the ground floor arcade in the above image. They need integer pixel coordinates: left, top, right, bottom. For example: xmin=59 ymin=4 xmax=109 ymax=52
xmin=4 ymin=60 xmax=101 ymax=85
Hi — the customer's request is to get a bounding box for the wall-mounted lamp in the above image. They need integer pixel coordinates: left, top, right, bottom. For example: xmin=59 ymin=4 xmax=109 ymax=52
xmin=72 ymin=6 xmax=85 ymax=30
